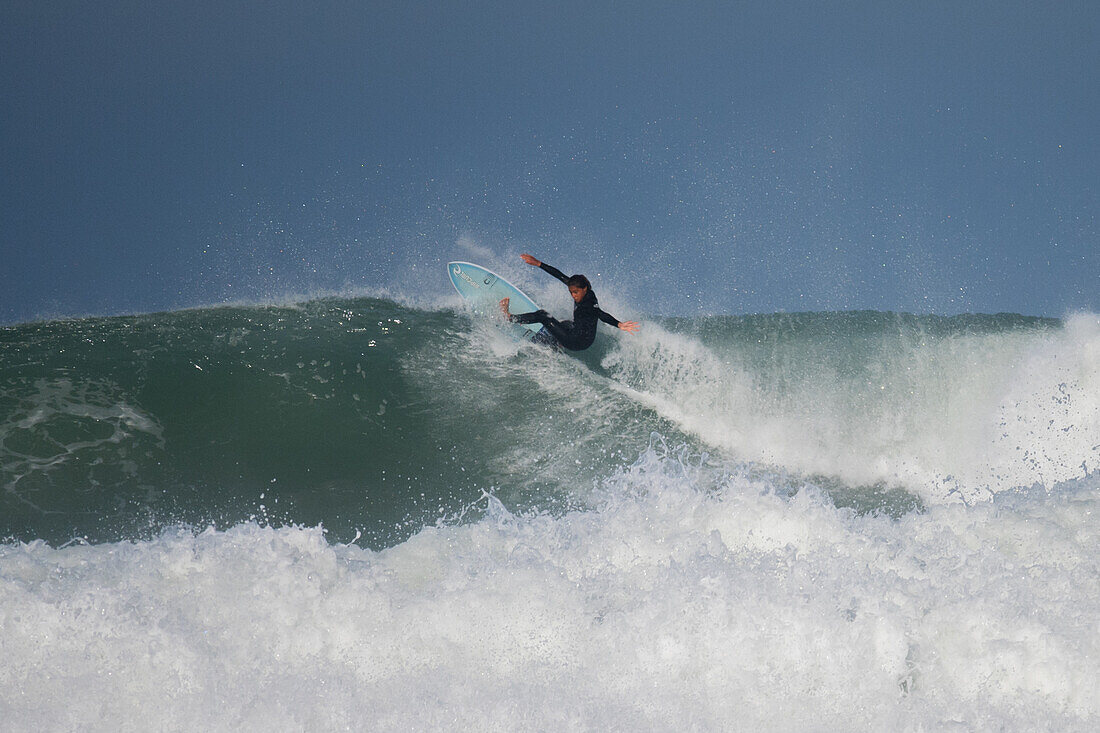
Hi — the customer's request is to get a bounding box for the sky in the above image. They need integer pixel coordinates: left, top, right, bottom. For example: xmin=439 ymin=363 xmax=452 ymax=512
xmin=2 ymin=0 xmax=1097 ymax=324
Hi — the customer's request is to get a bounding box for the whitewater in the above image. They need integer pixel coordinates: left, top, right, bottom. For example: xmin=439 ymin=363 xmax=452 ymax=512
xmin=2 ymin=296 xmax=1098 ymax=731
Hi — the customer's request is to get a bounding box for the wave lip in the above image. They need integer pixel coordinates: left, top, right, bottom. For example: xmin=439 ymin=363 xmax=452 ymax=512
xmin=602 ymin=311 xmax=1100 ymax=503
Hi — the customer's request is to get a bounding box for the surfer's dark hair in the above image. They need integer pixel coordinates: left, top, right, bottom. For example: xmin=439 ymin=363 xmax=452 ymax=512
xmin=566 ymin=274 xmax=591 ymax=290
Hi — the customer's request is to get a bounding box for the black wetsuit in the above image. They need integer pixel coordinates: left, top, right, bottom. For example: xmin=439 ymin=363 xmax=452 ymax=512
xmin=509 ymin=263 xmax=621 ymax=351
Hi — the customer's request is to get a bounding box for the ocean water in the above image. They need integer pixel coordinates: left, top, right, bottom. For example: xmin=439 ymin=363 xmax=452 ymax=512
xmin=2 ymin=298 xmax=1098 ymax=731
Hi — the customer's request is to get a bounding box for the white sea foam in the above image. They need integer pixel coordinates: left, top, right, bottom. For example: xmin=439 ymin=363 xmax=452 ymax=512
xmin=2 ymin=443 xmax=1097 ymax=732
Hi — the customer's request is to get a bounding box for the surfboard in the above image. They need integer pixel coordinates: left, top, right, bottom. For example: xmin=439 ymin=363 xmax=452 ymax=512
xmin=447 ymin=261 xmax=545 ymax=341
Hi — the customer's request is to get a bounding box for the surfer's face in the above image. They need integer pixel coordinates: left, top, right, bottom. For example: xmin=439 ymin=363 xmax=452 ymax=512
xmin=568 ymin=285 xmax=588 ymax=303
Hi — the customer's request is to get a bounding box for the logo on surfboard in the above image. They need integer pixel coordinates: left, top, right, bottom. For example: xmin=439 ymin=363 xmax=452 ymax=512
xmin=453 ymin=265 xmax=479 ymax=288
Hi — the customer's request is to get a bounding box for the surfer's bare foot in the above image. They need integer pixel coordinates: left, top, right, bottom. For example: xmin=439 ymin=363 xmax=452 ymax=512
xmin=499 ymin=297 xmax=510 ymax=317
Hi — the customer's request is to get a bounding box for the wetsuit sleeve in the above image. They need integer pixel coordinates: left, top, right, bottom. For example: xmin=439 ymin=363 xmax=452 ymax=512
xmin=539 ymin=262 xmax=570 ymax=285
xmin=596 ymin=308 xmax=621 ymax=328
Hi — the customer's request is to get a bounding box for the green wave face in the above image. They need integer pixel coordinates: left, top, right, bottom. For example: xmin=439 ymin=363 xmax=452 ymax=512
xmin=1 ymin=298 xmax=659 ymax=546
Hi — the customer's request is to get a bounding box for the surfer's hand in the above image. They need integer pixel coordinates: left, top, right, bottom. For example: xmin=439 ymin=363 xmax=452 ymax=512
xmin=499 ymin=297 xmax=511 ymax=320
xmin=520 ymin=253 xmax=541 ymax=267
xmin=618 ymin=321 xmax=640 ymax=334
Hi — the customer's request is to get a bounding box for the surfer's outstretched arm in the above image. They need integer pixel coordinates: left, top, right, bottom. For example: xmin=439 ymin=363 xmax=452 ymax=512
xmin=520 ymin=253 xmax=570 ymax=285
xmin=596 ymin=308 xmax=640 ymax=334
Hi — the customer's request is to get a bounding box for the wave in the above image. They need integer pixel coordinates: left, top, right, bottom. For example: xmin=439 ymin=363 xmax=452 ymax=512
xmin=3 ymin=298 xmax=1099 ymax=729
xmin=2 ymin=299 xmax=1097 ymax=547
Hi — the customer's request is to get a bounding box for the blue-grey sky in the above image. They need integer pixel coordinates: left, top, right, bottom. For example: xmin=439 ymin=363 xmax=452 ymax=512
xmin=2 ymin=1 xmax=1097 ymax=323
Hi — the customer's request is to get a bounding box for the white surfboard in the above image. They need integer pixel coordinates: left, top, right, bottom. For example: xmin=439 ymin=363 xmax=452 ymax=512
xmin=447 ymin=261 xmax=545 ymax=341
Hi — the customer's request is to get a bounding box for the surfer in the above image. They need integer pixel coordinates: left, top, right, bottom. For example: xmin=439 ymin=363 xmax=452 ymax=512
xmin=498 ymin=254 xmax=639 ymax=350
